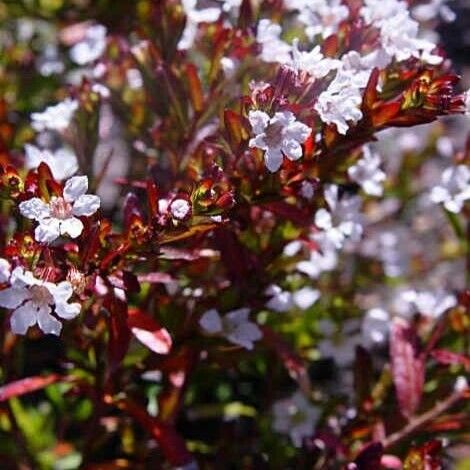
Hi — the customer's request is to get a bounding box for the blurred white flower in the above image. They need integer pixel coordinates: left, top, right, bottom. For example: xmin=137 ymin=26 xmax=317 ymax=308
xmin=256 ymin=19 xmax=291 ymax=64
xmin=36 ymin=44 xmax=64 ymax=76
xmin=0 ymin=258 xmax=11 ymax=283
xmin=31 ymin=98 xmax=78 ymax=133
xmin=272 ymin=390 xmax=319 ymax=447
xmin=430 ymin=165 xmax=470 ymax=213
xmin=405 ymin=289 xmax=457 ymax=319
xmin=0 ymin=267 xmax=80 ymax=335
xmin=170 ymin=199 xmax=191 ymax=220
xmin=348 ymin=146 xmax=386 ymax=196
xmin=199 ymin=308 xmax=262 ymax=350
xmin=70 ymin=24 xmax=107 ymax=65
xmin=412 ymin=0 xmax=456 ymax=23
xmin=361 ymin=308 xmax=390 ymax=347
xmin=314 ymin=185 xmax=363 ymax=249
xmin=178 ymin=0 xmax=220 ymax=50
xmin=19 ymin=175 xmax=100 ymax=243
xmin=265 ymin=285 xmax=320 ymax=312
xmin=24 ymin=144 xmax=78 ymax=181
xmin=248 ymin=110 xmax=311 ymax=172
xmin=296 ymin=234 xmax=338 ymax=278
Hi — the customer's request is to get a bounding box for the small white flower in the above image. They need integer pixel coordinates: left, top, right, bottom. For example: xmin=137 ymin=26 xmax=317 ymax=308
xmin=454 ymin=376 xmax=468 ymax=393
xmin=265 ymin=285 xmax=293 ymax=312
xmin=291 ymin=39 xmax=340 ymax=79
xmin=292 ymin=287 xmax=320 ymax=310
xmin=0 ymin=258 xmax=11 ymax=283
xmin=199 ymin=308 xmax=262 ymax=350
xmin=178 ymin=0 xmax=220 ymax=50
xmin=0 ymin=267 xmax=81 ymax=335
xmin=348 ymin=146 xmax=386 ymax=196
xmin=361 ymin=308 xmax=390 ymax=347
xmin=296 ymin=234 xmax=338 ymax=279
xmin=272 ymin=390 xmax=319 ymax=447
xmin=314 ymin=185 xmax=363 ymax=249
xmin=314 ymin=71 xmax=364 ymax=135
xmin=256 ymin=19 xmax=291 ymax=64
xmin=24 ymin=144 xmax=78 ymax=181
xmin=19 ymin=175 xmax=100 ymax=243
xmin=248 ymin=110 xmax=311 ymax=172
xmin=406 ymin=289 xmax=457 ymax=319
xmin=169 ymin=199 xmax=191 ymax=220
xmin=430 ymin=165 xmax=470 ymax=213
xmin=31 ymin=98 xmax=78 ymax=133
xmin=70 ymin=24 xmax=107 ymax=65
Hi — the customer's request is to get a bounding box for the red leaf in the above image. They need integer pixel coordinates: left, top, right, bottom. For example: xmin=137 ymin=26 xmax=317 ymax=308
xmin=118 ymin=398 xmax=193 ymax=466
xmin=186 ymin=63 xmax=204 ymax=113
xmin=0 ymin=374 xmax=60 ymax=401
xmin=105 ymin=296 xmax=131 ymax=372
xmin=390 ymin=318 xmax=425 ymax=419
xmin=127 ymin=308 xmax=172 ymax=354
xmin=431 ymin=349 xmax=470 ymax=370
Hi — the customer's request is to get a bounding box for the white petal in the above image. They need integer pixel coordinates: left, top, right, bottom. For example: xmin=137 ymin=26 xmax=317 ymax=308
xmin=225 ymin=308 xmax=250 ymax=324
xmin=47 ymin=281 xmax=73 ymax=303
xmin=293 ymin=287 xmax=320 ymax=310
xmin=63 ymin=175 xmax=88 ymax=202
xmin=37 ymin=306 xmax=62 ymax=335
xmin=35 ymin=219 xmax=61 ymax=243
xmin=72 ymin=194 xmax=100 ymax=217
xmin=0 ymin=258 xmax=11 ymax=283
xmin=248 ymin=110 xmax=270 ymax=135
xmin=10 ymin=302 xmax=37 ymax=334
xmin=282 ymin=139 xmax=303 ymax=161
xmin=199 ymin=309 xmax=222 ymax=333
xmin=284 ymin=121 xmax=311 ymax=143
xmin=264 ymin=148 xmax=283 ymax=172
xmin=314 ymin=208 xmax=332 ymax=230
xmin=55 ymin=301 xmax=81 ymax=319
xmin=60 ymin=217 xmax=84 ymax=238
xmin=227 ymin=322 xmax=262 ymax=350
xmin=0 ymin=286 xmax=30 ymax=308
xmin=19 ymin=198 xmax=50 ymax=221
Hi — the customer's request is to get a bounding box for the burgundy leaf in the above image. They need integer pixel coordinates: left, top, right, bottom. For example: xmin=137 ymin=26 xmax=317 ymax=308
xmin=105 ymin=296 xmax=131 ymax=372
xmin=0 ymin=374 xmax=60 ymax=401
xmin=390 ymin=318 xmax=425 ymax=419
xmin=127 ymin=308 xmax=172 ymax=354
xmin=431 ymin=349 xmax=470 ymax=370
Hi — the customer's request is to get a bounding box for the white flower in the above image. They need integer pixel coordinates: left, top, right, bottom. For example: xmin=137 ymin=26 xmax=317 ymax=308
xmin=0 ymin=258 xmax=11 ymax=283
xmin=31 ymin=98 xmax=78 ymax=133
xmin=314 ymin=185 xmax=363 ymax=249
xmin=248 ymin=110 xmax=311 ymax=172
xmin=265 ymin=285 xmax=319 ymax=312
xmin=294 ymin=0 xmax=350 ymax=40
xmin=177 ymin=0 xmax=220 ymax=50
xmin=465 ymin=89 xmax=470 ymax=115
xmin=361 ymin=308 xmax=390 ymax=347
xmin=69 ymin=24 xmax=107 ymax=65
xmin=170 ymin=199 xmax=191 ymax=220
xmin=0 ymin=267 xmax=80 ymax=335
xmin=293 ymin=287 xmax=321 ymax=310
xmin=291 ymin=39 xmax=340 ymax=79
xmin=412 ymin=0 xmax=456 ymax=23
xmin=272 ymin=391 xmax=319 ymax=447
xmin=348 ymin=146 xmax=386 ymax=196
xmin=296 ymin=233 xmax=338 ymax=278
xmin=199 ymin=308 xmax=262 ymax=350
xmin=19 ymin=175 xmax=100 ymax=243
xmin=430 ymin=165 xmax=470 ymax=213
xmin=314 ymin=70 xmax=364 ymax=135
xmin=256 ymin=19 xmax=291 ymax=64
xmin=24 ymin=144 xmax=78 ymax=181
xmin=406 ymin=289 xmax=457 ymax=319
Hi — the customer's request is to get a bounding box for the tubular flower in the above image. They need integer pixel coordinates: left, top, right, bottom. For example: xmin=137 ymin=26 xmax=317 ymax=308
xmin=19 ymin=175 xmax=100 ymax=243
xmin=0 ymin=267 xmax=81 ymax=335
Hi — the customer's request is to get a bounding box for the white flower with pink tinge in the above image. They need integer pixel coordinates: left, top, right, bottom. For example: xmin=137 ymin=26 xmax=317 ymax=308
xmin=0 ymin=267 xmax=80 ymax=335
xmin=19 ymin=175 xmax=100 ymax=244
xmin=248 ymin=110 xmax=311 ymax=172
xmin=199 ymin=308 xmax=262 ymax=350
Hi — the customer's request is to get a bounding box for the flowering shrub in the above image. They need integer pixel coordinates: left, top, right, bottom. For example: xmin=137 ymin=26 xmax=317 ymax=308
xmin=0 ymin=0 xmax=469 ymax=468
